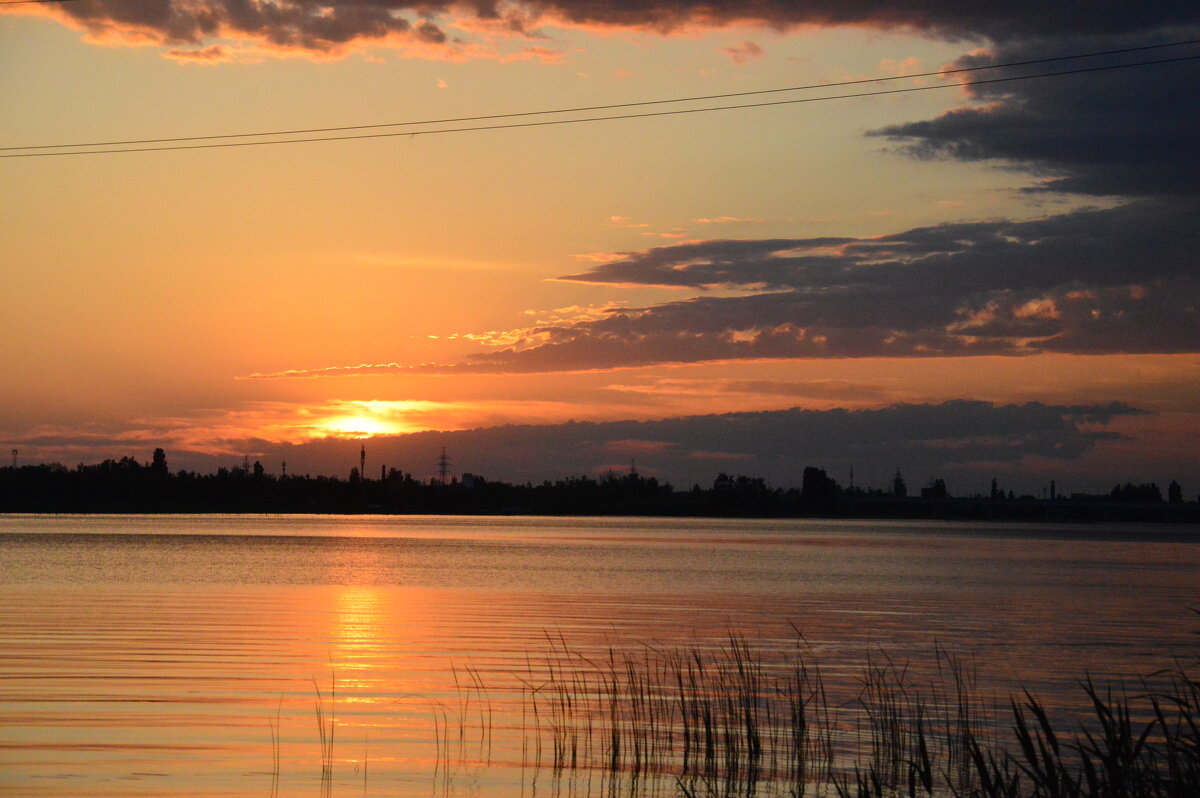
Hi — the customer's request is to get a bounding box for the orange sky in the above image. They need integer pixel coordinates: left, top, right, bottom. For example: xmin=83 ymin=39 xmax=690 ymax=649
xmin=2 ymin=2 xmax=1198 ymax=493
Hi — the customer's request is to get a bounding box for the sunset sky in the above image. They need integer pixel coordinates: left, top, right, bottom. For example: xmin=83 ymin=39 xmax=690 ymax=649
xmin=2 ymin=1 xmax=1198 ymax=494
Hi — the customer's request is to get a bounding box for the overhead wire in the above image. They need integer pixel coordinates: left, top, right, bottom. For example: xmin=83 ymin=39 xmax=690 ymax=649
xmin=3 ymin=38 xmax=1199 ymax=153
xmin=2 ymin=49 xmax=1199 ymax=158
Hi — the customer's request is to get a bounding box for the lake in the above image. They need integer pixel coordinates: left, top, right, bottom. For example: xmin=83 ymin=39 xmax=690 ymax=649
xmin=1 ymin=514 xmax=1198 ymax=797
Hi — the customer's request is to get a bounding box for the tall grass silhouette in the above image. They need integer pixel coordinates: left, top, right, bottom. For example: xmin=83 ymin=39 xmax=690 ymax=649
xmin=451 ymin=634 xmax=1198 ymax=797
xmin=312 ymin=670 xmax=335 ymax=798
xmin=285 ymin=630 xmax=1200 ymax=797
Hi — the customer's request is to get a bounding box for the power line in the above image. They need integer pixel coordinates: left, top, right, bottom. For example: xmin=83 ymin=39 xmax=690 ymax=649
xmin=4 ymin=38 xmax=1198 ymax=154
xmin=4 ymin=37 xmax=1195 ymax=153
xmin=3 ymin=53 xmax=1198 ymax=159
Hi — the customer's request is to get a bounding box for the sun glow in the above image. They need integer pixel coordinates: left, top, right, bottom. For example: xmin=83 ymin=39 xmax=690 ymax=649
xmin=317 ymin=415 xmax=405 ymax=437
xmin=310 ymin=399 xmax=444 ymax=438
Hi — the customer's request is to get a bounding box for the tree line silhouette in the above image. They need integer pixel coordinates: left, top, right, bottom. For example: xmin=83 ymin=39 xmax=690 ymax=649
xmin=0 ymin=449 xmax=1195 ymax=522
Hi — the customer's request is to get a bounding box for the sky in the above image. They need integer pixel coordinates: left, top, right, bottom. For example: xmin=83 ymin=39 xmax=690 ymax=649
xmin=2 ymin=1 xmax=1198 ymax=495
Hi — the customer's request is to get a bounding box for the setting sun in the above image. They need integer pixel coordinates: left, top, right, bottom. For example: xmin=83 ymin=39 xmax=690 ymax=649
xmin=308 ymin=399 xmax=450 ymax=438
xmin=3 ymin=4 xmax=1200 ymax=797
xmin=316 ymin=415 xmax=404 ymax=438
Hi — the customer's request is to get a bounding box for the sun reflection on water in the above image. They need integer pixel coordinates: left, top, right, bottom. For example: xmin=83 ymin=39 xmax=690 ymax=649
xmin=332 ymin=585 xmax=384 ymax=679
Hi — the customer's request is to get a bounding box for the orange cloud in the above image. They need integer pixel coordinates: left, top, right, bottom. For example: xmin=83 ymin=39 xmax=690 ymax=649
xmin=694 ymin=216 xmax=766 ymax=224
xmin=163 ymin=44 xmax=237 ymax=64
xmin=602 ymin=438 xmax=678 ymax=453
xmin=499 ymin=45 xmax=566 ymax=63
xmin=13 ymin=1 xmax=1193 ymax=63
xmin=721 ymin=40 xmax=764 ymax=64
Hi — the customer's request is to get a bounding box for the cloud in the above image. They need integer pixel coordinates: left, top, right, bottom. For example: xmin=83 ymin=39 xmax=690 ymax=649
xmin=522 ymin=2 xmax=1198 ymax=43
xmin=230 ymin=23 xmax=1198 ymax=378
xmin=602 ymin=438 xmax=677 ymax=453
xmin=869 ymin=34 xmax=1200 ymax=199
xmin=694 ymin=216 xmax=766 ymax=225
xmin=7 ymin=399 xmax=1178 ymax=492
xmin=499 ymin=44 xmax=565 ymax=63
xmin=3 ymin=396 xmax=602 ymax=470
xmin=163 ymin=44 xmax=236 ymax=63
xmin=721 ymin=40 xmax=764 ymax=65
xmin=57 ymin=1 xmax=438 ymax=58
xmin=241 ymin=303 xmax=633 ymax=379
xmin=879 ymin=55 xmax=921 ymax=76
xmin=268 ymin=400 xmax=1147 ymax=490
xmin=15 ymin=1 xmax=1198 ymax=62
xmin=605 ymin=377 xmax=899 ymax=403
xmin=401 ymin=200 xmax=1197 ymax=373
xmin=240 ymin=362 xmax=416 ymax=380
xmin=399 ymin=28 xmax=1191 ymax=376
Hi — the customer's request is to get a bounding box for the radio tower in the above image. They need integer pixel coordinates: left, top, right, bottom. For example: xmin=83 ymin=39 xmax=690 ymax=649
xmin=437 ymin=446 xmax=450 ymax=485
xmin=10 ymin=449 xmax=16 ymax=469
xmin=360 ymin=445 xmax=366 ymax=480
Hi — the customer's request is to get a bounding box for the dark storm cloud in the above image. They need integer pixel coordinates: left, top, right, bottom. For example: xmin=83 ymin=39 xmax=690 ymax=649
xmin=442 ymin=201 xmax=1200 ymax=372
xmin=25 ymin=0 xmax=1200 ymax=59
xmin=271 ymin=400 xmax=1143 ymax=488
xmin=480 ymin=26 xmax=1200 ymax=374
xmin=871 ymin=34 xmax=1200 ymax=198
xmin=562 ymin=201 xmax=1198 ymax=291
xmin=520 ymin=1 xmax=1198 ymax=42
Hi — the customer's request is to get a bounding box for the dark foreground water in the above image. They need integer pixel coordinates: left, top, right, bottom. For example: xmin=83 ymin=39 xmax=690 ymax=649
xmin=1 ymin=514 xmax=1197 ymax=796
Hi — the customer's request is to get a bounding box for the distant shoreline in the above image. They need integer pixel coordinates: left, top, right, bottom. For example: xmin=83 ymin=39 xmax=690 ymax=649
xmin=4 ymin=453 xmax=1197 ymax=523
xmin=3 ymin=497 xmax=1199 ymax=524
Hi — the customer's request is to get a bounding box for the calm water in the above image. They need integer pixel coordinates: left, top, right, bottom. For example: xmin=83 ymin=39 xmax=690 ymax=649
xmin=1 ymin=514 xmax=1198 ymax=796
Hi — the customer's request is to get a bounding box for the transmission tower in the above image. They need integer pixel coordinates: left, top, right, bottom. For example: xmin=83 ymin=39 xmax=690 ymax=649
xmin=360 ymin=445 xmax=366 ymax=480
xmin=10 ymin=449 xmax=16 ymax=469
xmin=437 ymin=446 xmax=450 ymax=485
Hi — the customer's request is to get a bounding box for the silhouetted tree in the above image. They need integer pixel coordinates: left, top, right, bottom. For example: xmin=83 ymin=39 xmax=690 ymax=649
xmin=4 ymin=448 xmax=1197 ymax=520
xmin=150 ymin=448 xmax=168 ymax=478
xmin=1168 ymin=480 xmax=1183 ymax=503
xmin=801 ymin=466 xmax=840 ymax=508
xmin=1111 ymin=482 xmax=1163 ymax=503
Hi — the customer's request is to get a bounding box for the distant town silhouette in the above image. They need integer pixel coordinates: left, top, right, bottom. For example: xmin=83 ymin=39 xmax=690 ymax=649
xmin=2 ymin=448 xmax=1196 ymax=522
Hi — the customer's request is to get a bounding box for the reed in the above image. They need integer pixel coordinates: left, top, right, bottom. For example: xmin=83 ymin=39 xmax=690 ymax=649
xmin=435 ymin=634 xmax=1200 ymax=798
xmin=281 ymin=631 xmax=1199 ymax=798
xmin=268 ymin=692 xmax=282 ymax=798
xmin=311 ymin=670 xmax=335 ymax=798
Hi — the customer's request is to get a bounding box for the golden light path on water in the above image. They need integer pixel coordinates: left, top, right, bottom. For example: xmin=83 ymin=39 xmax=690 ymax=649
xmin=0 ymin=515 xmax=1198 ymax=797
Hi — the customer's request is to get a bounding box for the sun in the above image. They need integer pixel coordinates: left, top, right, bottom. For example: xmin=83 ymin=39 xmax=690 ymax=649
xmin=316 ymin=415 xmax=403 ymax=438
xmin=308 ymin=400 xmax=443 ymax=439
